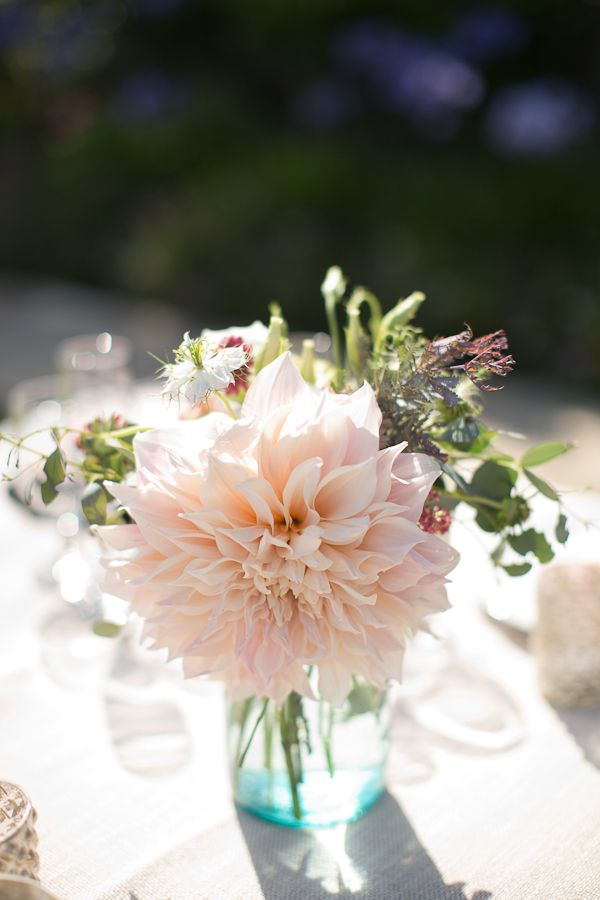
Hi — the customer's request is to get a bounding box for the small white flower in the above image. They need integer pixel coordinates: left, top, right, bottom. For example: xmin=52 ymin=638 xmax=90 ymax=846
xmin=160 ymin=333 xmax=248 ymax=404
xmin=201 ymin=321 xmax=268 ymax=354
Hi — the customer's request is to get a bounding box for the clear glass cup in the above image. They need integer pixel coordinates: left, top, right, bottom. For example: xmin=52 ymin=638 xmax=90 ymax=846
xmin=54 ymin=332 xmax=133 ymax=399
xmin=0 ymin=876 xmax=57 ymax=899
xmin=227 ymin=682 xmax=391 ymax=828
xmin=4 ymin=375 xmax=83 ymax=523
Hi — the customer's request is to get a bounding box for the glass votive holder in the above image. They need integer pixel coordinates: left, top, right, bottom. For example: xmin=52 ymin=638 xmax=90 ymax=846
xmin=0 ymin=876 xmax=57 ymax=900
xmin=54 ymin=332 xmax=133 ymax=398
xmin=534 ymin=563 xmax=600 ymax=708
xmin=0 ymin=783 xmax=39 ymax=882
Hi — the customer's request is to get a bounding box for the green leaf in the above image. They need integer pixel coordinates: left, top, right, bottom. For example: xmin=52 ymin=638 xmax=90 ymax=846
xmin=501 ymin=563 xmax=533 ymax=577
xmin=556 ymin=513 xmax=569 ymax=544
xmin=468 ymin=428 xmax=497 ymax=454
xmin=503 ymin=496 xmax=531 ymax=526
xmin=441 ymin=417 xmax=481 ymax=451
xmin=470 ymin=461 xmax=518 ymax=501
xmin=40 ymin=479 xmax=58 ymax=505
xmin=441 ymin=461 xmax=470 ymax=494
xmin=41 ymin=447 xmax=66 ymax=504
xmin=92 ymin=621 xmax=122 ymax=639
xmin=508 ymin=529 xmax=554 ymax=563
xmin=532 ymin=533 xmax=555 ymax=564
xmin=521 ymin=442 xmax=571 ymax=468
xmin=81 ymin=482 xmax=108 ymax=526
xmin=475 ymin=508 xmax=502 ymax=533
xmin=507 ymin=529 xmax=538 ymax=556
xmin=344 ymin=681 xmax=383 ymax=719
xmin=524 ymin=469 xmax=559 ymax=501
xmin=491 ymin=541 xmax=505 ymax=564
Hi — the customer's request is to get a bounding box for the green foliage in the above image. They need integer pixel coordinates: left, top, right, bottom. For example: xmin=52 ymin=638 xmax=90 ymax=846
xmin=2 ymin=415 xmax=140 ymax=523
xmin=308 ymin=265 xmax=571 ymax=577
xmin=92 ymin=621 xmax=123 ymax=639
xmin=556 ymin=513 xmax=570 ymax=544
xmin=501 ymin=563 xmax=533 ymax=577
xmin=81 ymin=482 xmax=109 ymax=526
xmin=440 ymin=417 xmax=481 ymax=451
xmin=507 ymin=529 xmax=554 ymax=564
xmin=521 ymin=442 xmax=572 ymax=468
xmin=470 ymin=461 xmax=518 ymax=501
xmin=344 ymin=680 xmax=384 ymax=720
xmin=375 ymin=292 xmax=425 ymax=352
xmin=41 ymin=447 xmax=66 ymax=504
xmin=523 ymin=469 xmax=559 ymax=501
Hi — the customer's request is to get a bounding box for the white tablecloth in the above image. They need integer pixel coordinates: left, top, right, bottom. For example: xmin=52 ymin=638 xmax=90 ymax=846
xmin=2 ymin=488 xmax=600 ymax=900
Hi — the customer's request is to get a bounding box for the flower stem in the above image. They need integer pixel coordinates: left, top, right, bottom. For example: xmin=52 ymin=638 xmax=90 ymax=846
xmin=325 ymin=296 xmax=344 ymax=389
xmin=279 ymin=702 xmax=302 ymax=820
xmin=233 ymin=698 xmax=253 ymax=784
xmin=320 ymin=702 xmax=335 ymax=778
xmin=264 ymin=702 xmax=274 ymax=770
xmin=237 ymin=699 xmax=269 ymax=768
xmin=216 ymin=392 xmax=238 ymax=420
xmin=439 ymin=490 xmax=504 ymax=510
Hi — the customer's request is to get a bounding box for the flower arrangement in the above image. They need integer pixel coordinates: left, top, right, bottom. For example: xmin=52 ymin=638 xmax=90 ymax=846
xmin=1 ymin=267 xmax=571 ymax=825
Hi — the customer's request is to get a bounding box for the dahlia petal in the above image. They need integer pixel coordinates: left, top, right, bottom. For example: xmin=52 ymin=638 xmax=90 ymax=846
xmin=242 ymin=352 xmax=307 ymax=420
xmin=318 ymin=516 xmax=371 ymax=545
xmin=315 ymin=457 xmax=378 ymax=519
xmin=282 ymin=458 xmax=323 ymax=523
xmin=340 ymin=382 xmax=382 ymax=464
xmin=388 ymin=452 xmax=441 ymax=520
xmin=236 ymin=477 xmax=286 ymax=526
xmin=97 ymin=523 xmax=145 ymax=551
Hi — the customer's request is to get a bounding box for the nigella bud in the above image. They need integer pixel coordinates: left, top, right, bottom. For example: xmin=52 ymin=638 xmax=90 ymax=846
xmin=253 ymin=314 xmax=289 ymax=374
xmin=344 ymin=306 xmax=370 ymax=379
xmin=300 ymin=338 xmax=316 ymax=384
xmin=321 ymin=266 xmax=347 ymax=301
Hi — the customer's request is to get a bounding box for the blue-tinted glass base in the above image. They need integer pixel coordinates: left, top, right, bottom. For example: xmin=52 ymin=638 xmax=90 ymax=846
xmin=234 ymin=766 xmax=385 ymax=828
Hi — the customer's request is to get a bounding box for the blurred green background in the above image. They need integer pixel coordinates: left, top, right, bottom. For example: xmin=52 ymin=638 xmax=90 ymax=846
xmin=1 ymin=0 xmax=599 ymax=384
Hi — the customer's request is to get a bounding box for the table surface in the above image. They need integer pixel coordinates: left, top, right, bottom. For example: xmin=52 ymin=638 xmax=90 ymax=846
xmin=2 ymin=480 xmax=600 ymax=900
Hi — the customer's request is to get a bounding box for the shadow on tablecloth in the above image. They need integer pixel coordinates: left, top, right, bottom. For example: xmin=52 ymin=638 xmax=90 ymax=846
xmin=238 ymin=791 xmax=492 ymax=900
xmin=554 ymin=706 xmax=600 ymax=769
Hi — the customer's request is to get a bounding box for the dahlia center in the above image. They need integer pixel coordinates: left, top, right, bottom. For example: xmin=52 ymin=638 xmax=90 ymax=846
xmin=240 ymin=521 xmax=327 ymax=614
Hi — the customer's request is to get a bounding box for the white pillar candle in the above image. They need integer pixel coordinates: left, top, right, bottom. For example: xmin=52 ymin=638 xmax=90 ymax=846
xmin=534 ymin=563 xmax=600 ymax=708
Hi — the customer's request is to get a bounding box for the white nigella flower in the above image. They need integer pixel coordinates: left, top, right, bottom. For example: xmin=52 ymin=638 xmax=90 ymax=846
xmin=160 ymin=332 xmax=248 ymax=404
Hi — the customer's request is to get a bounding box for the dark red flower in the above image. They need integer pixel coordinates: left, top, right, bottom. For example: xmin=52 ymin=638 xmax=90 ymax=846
xmin=219 ymin=335 xmax=254 ymax=394
xmin=419 ymin=490 xmax=452 ymax=535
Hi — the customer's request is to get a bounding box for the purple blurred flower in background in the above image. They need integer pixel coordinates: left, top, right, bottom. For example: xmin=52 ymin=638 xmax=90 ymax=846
xmin=387 ymin=49 xmax=484 ymax=112
xmin=111 ymin=68 xmax=189 ymax=121
xmin=0 ymin=2 xmax=117 ymax=79
xmin=291 ymin=80 xmax=359 ymax=129
xmin=449 ymin=6 xmax=531 ymax=63
xmin=331 ymin=21 xmax=484 ymax=138
xmin=485 ymin=79 xmax=596 ymax=156
xmin=0 ymin=1 xmax=32 ymax=51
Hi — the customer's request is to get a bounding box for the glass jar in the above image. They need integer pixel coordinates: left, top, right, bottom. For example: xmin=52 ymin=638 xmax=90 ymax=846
xmin=227 ymin=681 xmax=391 ymax=828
